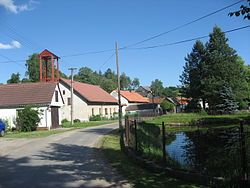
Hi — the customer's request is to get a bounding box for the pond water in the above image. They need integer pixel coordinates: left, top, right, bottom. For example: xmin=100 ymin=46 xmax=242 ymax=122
xmin=165 ymin=127 xmax=247 ymax=178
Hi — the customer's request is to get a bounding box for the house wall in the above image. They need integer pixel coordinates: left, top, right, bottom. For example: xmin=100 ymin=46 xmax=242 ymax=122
xmin=110 ymin=91 xmax=148 ymax=115
xmin=88 ymin=105 xmax=118 ymax=119
xmin=0 ymin=109 xmax=16 ymax=128
xmin=0 ymin=106 xmax=54 ymax=129
xmin=110 ymin=91 xmax=128 ymax=114
xmin=59 ymin=83 xmax=89 ymax=122
xmin=60 ymin=83 xmax=119 ymax=121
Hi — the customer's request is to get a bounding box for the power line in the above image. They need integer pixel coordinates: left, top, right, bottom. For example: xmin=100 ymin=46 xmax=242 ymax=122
xmin=0 ymin=54 xmax=26 ymax=68
xmin=125 ymin=25 xmax=250 ymax=50
xmin=61 ymin=49 xmax=115 ymax=58
xmin=121 ymin=0 xmax=245 ymax=49
xmin=98 ymin=52 xmax=116 ymax=70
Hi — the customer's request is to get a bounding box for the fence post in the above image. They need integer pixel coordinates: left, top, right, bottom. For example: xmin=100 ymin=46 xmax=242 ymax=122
xmin=162 ymin=121 xmax=166 ymax=164
xmin=134 ymin=119 xmax=138 ymax=152
xmin=240 ymin=120 xmax=248 ymax=185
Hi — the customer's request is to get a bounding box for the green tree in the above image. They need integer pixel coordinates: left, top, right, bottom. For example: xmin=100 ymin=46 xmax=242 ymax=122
xmin=16 ymin=106 xmax=41 ymax=132
xmin=164 ymin=86 xmax=180 ymax=97
xmin=160 ymin=100 xmax=175 ymax=113
xmin=180 ymin=40 xmax=206 ymax=107
xmin=229 ymin=0 xmax=250 ymax=20
xmin=120 ymin=73 xmax=131 ymax=90
xmin=131 ymin=78 xmax=140 ymax=90
xmin=151 ymin=79 xmax=165 ymax=97
xmin=7 ymin=72 xmax=21 ymax=84
xmin=104 ymin=68 xmax=116 ymax=81
xmin=203 ymin=26 xmax=247 ymax=112
xmin=214 ymin=85 xmax=239 ymax=114
xmin=25 ymin=54 xmax=40 ymax=82
xmin=100 ymin=78 xmax=117 ymax=93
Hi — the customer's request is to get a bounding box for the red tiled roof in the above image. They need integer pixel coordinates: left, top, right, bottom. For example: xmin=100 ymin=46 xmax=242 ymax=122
xmin=175 ymin=97 xmax=191 ymax=105
xmin=119 ymin=90 xmax=149 ymax=103
xmin=148 ymin=97 xmax=164 ymax=104
xmin=0 ymin=82 xmax=57 ymax=108
xmin=60 ymin=78 xmax=118 ymax=104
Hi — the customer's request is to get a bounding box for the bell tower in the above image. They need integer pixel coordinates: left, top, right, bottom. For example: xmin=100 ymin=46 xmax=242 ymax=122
xmin=39 ymin=49 xmax=60 ymax=82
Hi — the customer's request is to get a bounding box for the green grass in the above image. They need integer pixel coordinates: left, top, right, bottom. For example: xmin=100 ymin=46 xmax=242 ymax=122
xmin=101 ymin=129 xmax=203 ymax=188
xmin=4 ymin=129 xmax=73 ymax=138
xmin=147 ymin=112 xmax=250 ymax=126
xmin=62 ymin=120 xmax=117 ymax=128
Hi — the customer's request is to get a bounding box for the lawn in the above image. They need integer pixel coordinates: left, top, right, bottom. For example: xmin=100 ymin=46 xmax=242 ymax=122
xmin=146 ymin=112 xmax=250 ymax=126
xmin=101 ymin=129 xmax=203 ymax=188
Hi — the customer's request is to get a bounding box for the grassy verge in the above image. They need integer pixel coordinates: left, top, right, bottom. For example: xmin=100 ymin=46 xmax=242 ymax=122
xmin=62 ymin=120 xmax=117 ymax=128
xmin=4 ymin=120 xmax=118 ymax=139
xmin=101 ymin=129 xmax=203 ymax=188
xmin=4 ymin=128 xmax=73 ymax=139
xmin=146 ymin=112 xmax=250 ymax=127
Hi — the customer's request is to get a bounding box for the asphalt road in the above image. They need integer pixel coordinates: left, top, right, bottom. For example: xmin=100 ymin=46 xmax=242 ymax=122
xmin=0 ymin=123 xmax=131 ymax=188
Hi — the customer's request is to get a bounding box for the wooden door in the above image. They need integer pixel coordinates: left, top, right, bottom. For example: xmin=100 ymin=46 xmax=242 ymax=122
xmin=51 ymin=107 xmax=59 ymax=128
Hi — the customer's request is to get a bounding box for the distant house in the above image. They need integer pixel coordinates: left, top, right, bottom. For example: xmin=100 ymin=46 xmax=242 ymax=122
xmin=136 ymin=86 xmax=153 ymax=98
xmin=110 ymin=90 xmax=149 ymax=114
xmin=125 ymin=103 xmax=161 ymax=116
xmin=59 ymin=78 xmax=118 ymax=121
xmin=0 ymin=82 xmax=64 ymax=130
xmin=165 ymin=97 xmax=181 ymax=113
xmin=148 ymin=97 xmax=164 ymax=104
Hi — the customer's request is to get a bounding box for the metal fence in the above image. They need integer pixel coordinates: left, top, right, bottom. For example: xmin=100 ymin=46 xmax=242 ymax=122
xmin=124 ymin=116 xmax=250 ymax=187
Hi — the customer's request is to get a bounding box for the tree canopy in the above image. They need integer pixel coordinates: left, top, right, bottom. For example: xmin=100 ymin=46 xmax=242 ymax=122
xmin=180 ymin=26 xmax=249 ymax=114
xmin=7 ymin=72 xmax=21 ymax=84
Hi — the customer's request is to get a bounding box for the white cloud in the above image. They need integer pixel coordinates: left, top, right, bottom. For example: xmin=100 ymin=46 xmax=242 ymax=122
xmin=0 ymin=0 xmax=38 ymax=14
xmin=0 ymin=40 xmax=22 ymax=49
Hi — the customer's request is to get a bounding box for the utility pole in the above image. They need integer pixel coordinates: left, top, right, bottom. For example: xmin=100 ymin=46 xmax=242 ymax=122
xmin=115 ymin=42 xmax=122 ymax=130
xmin=68 ymin=67 xmax=77 ymax=126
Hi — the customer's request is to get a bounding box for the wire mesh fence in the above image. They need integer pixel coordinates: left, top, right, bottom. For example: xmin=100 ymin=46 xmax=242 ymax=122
xmin=124 ymin=116 xmax=250 ymax=187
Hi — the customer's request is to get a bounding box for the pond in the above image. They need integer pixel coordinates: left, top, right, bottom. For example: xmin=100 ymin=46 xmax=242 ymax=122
xmin=165 ymin=126 xmax=249 ymax=179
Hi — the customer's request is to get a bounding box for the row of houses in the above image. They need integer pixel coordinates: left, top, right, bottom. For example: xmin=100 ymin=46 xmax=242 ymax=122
xmin=0 ymin=50 xmax=190 ymax=131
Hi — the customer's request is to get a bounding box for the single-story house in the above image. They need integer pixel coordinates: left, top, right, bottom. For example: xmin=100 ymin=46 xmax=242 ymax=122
xmin=0 ymin=82 xmax=64 ymax=130
xmin=110 ymin=90 xmax=149 ymax=114
xmin=59 ymin=78 xmax=118 ymax=121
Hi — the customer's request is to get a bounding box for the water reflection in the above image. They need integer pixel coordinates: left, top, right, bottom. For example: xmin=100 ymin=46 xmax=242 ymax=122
xmin=165 ymin=127 xmax=244 ymax=179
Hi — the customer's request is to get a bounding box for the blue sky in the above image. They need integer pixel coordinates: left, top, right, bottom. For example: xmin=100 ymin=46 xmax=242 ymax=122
xmin=0 ymin=0 xmax=249 ymax=87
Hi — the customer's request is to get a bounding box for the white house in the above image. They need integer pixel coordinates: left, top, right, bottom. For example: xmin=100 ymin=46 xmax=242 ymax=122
xmin=59 ymin=78 xmax=118 ymax=122
xmin=110 ymin=90 xmax=149 ymax=114
xmin=0 ymin=82 xmax=64 ymax=130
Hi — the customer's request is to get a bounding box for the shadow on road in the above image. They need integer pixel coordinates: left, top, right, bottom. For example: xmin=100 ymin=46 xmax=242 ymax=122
xmin=0 ymin=143 xmax=129 ymax=188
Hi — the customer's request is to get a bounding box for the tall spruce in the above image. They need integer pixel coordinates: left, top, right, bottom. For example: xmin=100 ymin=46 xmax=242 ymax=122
xmin=180 ymin=40 xmax=206 ymax=107
xmin=214 ymin=85 xmax=238 ymax=114
xmin=203 ymin=26 xmax=247 ymax=112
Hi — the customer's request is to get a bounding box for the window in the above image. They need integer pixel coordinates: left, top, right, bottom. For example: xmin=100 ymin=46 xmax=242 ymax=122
xmin=105 ymin=108 xmax=108 ymax=115
xmin=55 ymin=91 xmax=59 ymax=102
xmin=92 ymin=108 xmax=95 ymax=116
xmin=99 ymin=108 xmax=102 ymax=115
xmin=110 ymin=108 xmax=112 ymax=115
xmin=63 ymin=90 xmax=65 ymax=95
xmin=114 ymin=108 xmax=116 ymax=113
xmin=67 ymin=97 xmax=71 ymax=105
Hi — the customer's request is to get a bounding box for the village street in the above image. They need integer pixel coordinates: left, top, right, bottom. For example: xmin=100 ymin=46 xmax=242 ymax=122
xmin=0 ymin=123 xmax=131 ymax=188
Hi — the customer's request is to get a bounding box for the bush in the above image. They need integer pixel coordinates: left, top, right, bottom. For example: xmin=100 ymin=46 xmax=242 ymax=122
xmin=16 ymin=106 xmax=41 ymax=132
xmin=89 ymin=115 xmax=102 ymax=121
xmin=74 ymin=119 xmax=81 ymax=123
xmin=160 ymin=100 xmax=175 ymax=113
xmin=61 ymin=118 xmax=69 ymax=124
